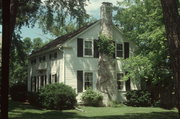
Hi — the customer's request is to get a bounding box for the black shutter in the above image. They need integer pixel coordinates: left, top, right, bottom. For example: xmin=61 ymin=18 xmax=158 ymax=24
xmin=77 ymin=38 xmax=83 ymax=57
xmin=125 ymin=72 xmax=131 ymax=91
xmin=113 ymin=41 xmax=116 ymax=59
xmin=34 ymin=77 xmax=36 ymax=92
xmin=31 ymin=77 xmax=33 ymax=92
xmin=49 ymin=74 xmax=51 ymax=84
xmin=37 ymin=77 xmax=39 ymax=91
xmin=124 ymin=42 xmax=129 ymax=59
xmin=94 ymin=39 xmax=99 ymax=58
xmin=77 ymin=70 xmax=83 ymax=93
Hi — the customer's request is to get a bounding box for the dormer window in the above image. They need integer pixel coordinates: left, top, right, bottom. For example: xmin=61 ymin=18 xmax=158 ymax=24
xmin=84 ymin=40 xmax=93 ymax=57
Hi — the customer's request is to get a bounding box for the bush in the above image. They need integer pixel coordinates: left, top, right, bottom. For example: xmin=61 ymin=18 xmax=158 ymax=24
xmin=10 ymin=82 xmax=27 ymax=102
xmin=39 ymin=83 xmax=77 ymax=110
xmin=27 ymin=92 xmax=41 ymax=107
xmin=81 ymin=89 xmax=103 ymax=106
xmin=108 ymin=101 xmax=125 ymax=107
xmin=125 ymin=90 xmax=152 ymax=107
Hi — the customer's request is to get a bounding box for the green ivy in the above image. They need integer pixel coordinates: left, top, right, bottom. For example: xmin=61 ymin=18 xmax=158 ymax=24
xmin=98 ymin=34 xmax=115 ymax=57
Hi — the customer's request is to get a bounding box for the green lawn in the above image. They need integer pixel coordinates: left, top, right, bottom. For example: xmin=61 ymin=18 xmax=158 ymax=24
xmin=8 ymin=101 xmax=179 ymax=119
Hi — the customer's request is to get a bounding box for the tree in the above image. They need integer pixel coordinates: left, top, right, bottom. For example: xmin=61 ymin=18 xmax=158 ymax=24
xmin=160 ymin=0 xmax=180 ymax=116
xmin=114 ymin=0 xmax=174 ymax=106
xmin=1 ymin=2 xmax=89 ymax=117
xmin=9 ymin=37 xmax=48 ymax=85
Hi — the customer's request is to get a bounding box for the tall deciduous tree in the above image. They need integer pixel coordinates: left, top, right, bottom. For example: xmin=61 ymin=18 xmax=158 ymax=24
xmin=160 ymin=0 xmax=180 ymax=116
xmin=114 ymin=0 xmax=174 ymax=107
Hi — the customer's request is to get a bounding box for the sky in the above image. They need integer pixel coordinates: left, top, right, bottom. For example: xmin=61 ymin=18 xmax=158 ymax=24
xmin=0 ymin=0 xmax=122 ymax=41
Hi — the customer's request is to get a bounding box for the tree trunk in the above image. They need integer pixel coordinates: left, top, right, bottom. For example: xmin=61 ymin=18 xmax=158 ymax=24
xmin=160 ymin=0 xmax=180 ymax=116
xmin=1 ymin=0 xmax=18 ymax=118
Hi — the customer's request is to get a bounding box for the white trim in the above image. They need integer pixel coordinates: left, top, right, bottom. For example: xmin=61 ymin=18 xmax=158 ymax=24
xmin=83 ymin=39 xmax=94 ymax=57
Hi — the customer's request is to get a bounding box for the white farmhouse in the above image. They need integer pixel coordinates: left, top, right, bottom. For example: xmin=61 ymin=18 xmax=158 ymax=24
xmin=28 ymin=2 xmax=139 ymax=104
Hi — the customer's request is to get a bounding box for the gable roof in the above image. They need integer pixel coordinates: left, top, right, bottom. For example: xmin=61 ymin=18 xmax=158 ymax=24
xmin=31 ymin=20 xmax=99 ymax=56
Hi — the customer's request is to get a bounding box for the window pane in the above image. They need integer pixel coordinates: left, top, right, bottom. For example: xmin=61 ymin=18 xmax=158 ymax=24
xmin=117 ymin=51 xmax=123 ymax=57
xmin=117 ymin=44 xmax=122 ymax=50
xmin=85 ymin=49 xmax=92 ymax=55
xmin=85 ymin=72 xmax=93 ymax=89
xmin=85 ymin=41 xmax=92 ymax=48
xmin=117 ymin=73 xmax=124 ymax=90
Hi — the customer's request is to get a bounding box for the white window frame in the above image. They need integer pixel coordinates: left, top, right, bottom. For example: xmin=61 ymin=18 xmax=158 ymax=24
xmin=117 ymin=72 xmax=125 ymax=91
xmin=83 ymin=39 xmax=94 ymax=57
xmin=83 ymin=72 xmax=93 ymax=91
xmin=116 ymin=43 xmax=123 ymax=58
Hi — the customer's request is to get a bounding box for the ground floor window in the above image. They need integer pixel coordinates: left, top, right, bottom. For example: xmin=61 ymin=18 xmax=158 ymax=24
xmin=117 ymin=73 xmax=124 ymax=90
xmin=51 ymin=74 xmax=57 ymax=83
xmin=84 ymin=72 xmax=93 ymax=90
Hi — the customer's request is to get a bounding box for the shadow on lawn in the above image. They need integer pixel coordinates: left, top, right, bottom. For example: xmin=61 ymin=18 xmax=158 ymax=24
xmin=9 ymin=101 xmax=179 ymax=119
xmin=9 ymin=111 xmax=179 ymax=119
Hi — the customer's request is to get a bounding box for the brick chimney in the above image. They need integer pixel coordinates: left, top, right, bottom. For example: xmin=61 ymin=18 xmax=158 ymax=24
xmin=100 ymin=2 xmax=113 ymax=38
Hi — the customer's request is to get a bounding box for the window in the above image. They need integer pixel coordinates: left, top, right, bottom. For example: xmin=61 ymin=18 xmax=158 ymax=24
xmin=117 ymin=73 xmax=124 ymax=90
xmin=42 ymin=56 xmax=46 ymax=61
xmin=39 ymin=57 xmax=42 ymax=62
xmin=84 ymin=40 xmax=93 ymax=56
xmin=31 ymin=59 xmax=36 ymax=65
xmin=52 ymin=74 xmax=57 ymax=83
xmin=54 ymin=52 xmax=57 ymax=58
xmin=49 ymin=74 xmax=51 ymax=84
xmin=116 ymin=44 xmax=123 ymax=57
xmin=49 ymin=54 xmax=52 ymax=59
xmin=84 ymin=72 xmax=93 ymax=90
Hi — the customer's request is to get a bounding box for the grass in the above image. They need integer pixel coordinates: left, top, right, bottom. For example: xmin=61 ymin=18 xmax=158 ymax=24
xmin=8 ymin=101 xmax=179 ymax=119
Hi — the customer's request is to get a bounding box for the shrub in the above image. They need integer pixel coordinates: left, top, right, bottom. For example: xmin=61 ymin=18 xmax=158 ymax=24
xmin=125 ymin=90 xmax=152 ymax=107
xmin=10 ymin=82 xmax=27 ymax=102
xmin=39 ymin=83 xmax=77 ymax=110
xmin=108 ymin=101 xmax=125 ymax=107
xmin=81 ymin=89 xmax=103 ymax=106
xmin=27 ymin=92 xmax=41 ymax=107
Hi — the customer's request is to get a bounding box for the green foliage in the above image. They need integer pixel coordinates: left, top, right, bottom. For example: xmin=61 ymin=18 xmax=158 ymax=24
xmin=81 ymin=89 xmax=103 ymax=106
xmin=114 ymin=0 xmax=173 ymax=91
xmin=122 ymin=55 xmax=152 ymax=81
xmin=98 ymin=34 xmax=115 ymax=57
xmin=10 ymin=82 xmax=27 ymax=102
xmin=10 ymin=37 xmax=46 ymax=84
xmin=38 ymin=0 xmax=89 ymax=35
xmin=125 ymin=90 xmax=152 ymax=107
xmin=108 ymin=101 xmax=126 ymax=107
xmin=27 ymin=92 xmax=41 ymax=107
xmin=39 ymin=83 xmax=77 ymax=110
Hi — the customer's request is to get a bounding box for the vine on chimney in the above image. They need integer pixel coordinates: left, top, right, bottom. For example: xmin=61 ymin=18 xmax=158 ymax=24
xmin=98 ymin=34 xmax=115 ymax=58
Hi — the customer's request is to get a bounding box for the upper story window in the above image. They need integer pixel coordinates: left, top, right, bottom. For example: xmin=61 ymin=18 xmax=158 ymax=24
xmin=84 ymin=72 xmax=93 ymax=90
xmin=39 ymin=57 xmax=42 ymax=62
xmin=49 ymin=52 xmax=57 ymax=60
xmin=54 ymin=52 xmax=57 ymax=58
xmin=84 ymin=40 xmax=93 ymax=57
xmin=49 ymin=54 xmax=52 ymax=60
xmin=31 ymin=59 xmax=36 ymax=65
xmin=42 ymin=56 xmax=46 ymax=61
xmin=116 ymin=43 xmax=123 ymax=57
xmin=39 ymin=55 xmax=46 ymax=62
